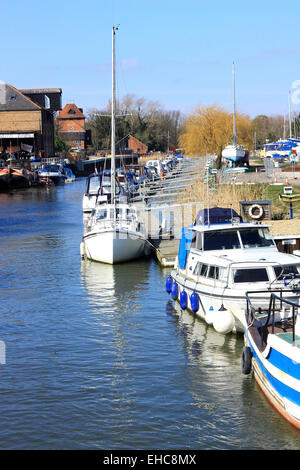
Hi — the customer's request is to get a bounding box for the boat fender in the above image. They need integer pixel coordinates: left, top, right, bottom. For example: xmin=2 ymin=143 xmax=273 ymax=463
xmin=205 ymin=306 xmax=215 ymax=325
xmin=248 ymin=204 xmax=264 ymax=220
xmin=242 ymin=346 xmax=252 ymax=374
xmin=213 ymin=309 xmax=234 ymax=334
xmin=80 ymin=241 xmax=85 ymax=258
xmin=171 ymin=282 xmax=179 ymax=300
xmin=190 ymin=292 xmax=199 ymax=313
xmin=166 ymin=276 xmax=172 ymax=294
xmin=180 ymin=290 xmax=188 ymax=310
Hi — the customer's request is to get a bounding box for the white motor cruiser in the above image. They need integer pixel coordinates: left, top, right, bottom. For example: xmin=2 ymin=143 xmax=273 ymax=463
xmin=167 ymin=207 xmax=300 ymax=334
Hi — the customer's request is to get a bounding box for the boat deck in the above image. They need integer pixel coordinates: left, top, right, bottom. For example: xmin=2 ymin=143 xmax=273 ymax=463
xmin=249 ymin=319 xmax=296 ymax=352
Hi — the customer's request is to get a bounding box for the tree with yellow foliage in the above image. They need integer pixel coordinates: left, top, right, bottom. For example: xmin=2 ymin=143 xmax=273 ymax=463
xmin=179 ymin=104 xmax=253 ymax=166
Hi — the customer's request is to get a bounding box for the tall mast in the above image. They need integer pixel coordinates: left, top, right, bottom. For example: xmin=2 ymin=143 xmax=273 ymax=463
xmin=232 ymin=61 xmax=237 ymax=145
xmin=288 ymin=90 xmax=292 ymax=139
xmin=111 ymin=25 xmax=117 ymax=206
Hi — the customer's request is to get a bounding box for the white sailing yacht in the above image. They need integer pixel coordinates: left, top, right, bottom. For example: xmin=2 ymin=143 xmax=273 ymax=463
xmin=222 ymin=62 xmax=245 ymax=164
xmin=80 ymin=26 xmax=149 ymax=264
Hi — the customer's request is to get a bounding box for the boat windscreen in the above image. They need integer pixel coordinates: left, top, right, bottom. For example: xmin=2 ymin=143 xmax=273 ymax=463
xmin=204 ymin=230 xmax=241 ymax=250
xmin=89 ymin=176 xmax=100 ymax=191
xmin=239 ymin=228 xmax=274 ymax=248
xmin=274 ymin=264 xmax=300 ymax=280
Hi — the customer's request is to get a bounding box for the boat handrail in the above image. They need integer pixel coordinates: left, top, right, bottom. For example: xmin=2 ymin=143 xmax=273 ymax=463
xmin=246 ymin=289 xmax=300 ymax=341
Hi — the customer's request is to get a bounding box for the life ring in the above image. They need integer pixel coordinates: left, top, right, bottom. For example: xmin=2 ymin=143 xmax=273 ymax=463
xmin=242 ymin=346 xmax=252 ymax=374
xmin=248 ymin=204 xmax=264 ymax=219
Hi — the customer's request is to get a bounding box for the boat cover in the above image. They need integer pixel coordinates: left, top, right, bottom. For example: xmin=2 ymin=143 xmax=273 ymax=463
xmin=178 ymin=226 xmax=194 ymax=269
xmin=194 ymin=207 xmax=242 ymax=225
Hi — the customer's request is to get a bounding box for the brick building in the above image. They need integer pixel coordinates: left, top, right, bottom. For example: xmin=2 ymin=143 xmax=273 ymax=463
xmin=56 ymin=103 xmax=91 ymax=153
xmin=0 ymin=84 xmax=62 ymax=158
xmin=116 ymin=134 xmax=148 ymax=156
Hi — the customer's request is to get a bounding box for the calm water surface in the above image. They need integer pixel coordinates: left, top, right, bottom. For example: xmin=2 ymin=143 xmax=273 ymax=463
xmin=0 ymin=180 xmax=300 ymax=450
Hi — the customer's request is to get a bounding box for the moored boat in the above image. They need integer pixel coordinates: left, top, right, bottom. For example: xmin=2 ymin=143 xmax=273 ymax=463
xmin=63 ymin=167 xmax=76 ymax=183
xmin=80 ymin=25 xmax=149 ymax=265
xmin=38 ymin=164 xmax=65 ymax=185
xmin=243 ymin=291 xmax=300 ymax=429
xmin=81 ymin=203 xmax=149 ymax=264
xmin=0 ymin=166 xmax=31 ymax=192
xmin=166 ymin=207 xmax=300 ymax=334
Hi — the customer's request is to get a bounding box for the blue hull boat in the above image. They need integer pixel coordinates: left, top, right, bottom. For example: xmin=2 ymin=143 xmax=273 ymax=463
xmin=243 ymin=290 xmax=300 ymax=429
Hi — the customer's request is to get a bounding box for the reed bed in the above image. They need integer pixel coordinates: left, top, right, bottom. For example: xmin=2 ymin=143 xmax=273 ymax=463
xmin=177 ymin=176 xmax=267 ymax=212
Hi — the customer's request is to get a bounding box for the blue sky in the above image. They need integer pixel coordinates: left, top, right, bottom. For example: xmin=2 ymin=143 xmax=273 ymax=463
xmin=1 ymin=0 xmax=300 ymax=118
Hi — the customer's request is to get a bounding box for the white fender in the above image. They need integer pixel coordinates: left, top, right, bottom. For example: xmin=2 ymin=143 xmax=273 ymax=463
xmin=213 ymin=309 xmax=235 ymax=334
xmin=205 ymin=306 xmax=215 ymax=325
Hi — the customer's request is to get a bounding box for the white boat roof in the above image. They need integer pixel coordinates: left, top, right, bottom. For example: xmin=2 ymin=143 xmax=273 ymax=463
xmin=193 ymin=248 xmax=300 ymax=268
xmin=188 ymin=222 xmax=300 ymax=267
xmin=191 ymin=222 xmax=271 ymax=233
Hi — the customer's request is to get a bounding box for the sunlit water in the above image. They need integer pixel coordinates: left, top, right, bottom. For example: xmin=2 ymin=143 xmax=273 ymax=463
xmin=0 ymin=180 xmax=299 ymax=449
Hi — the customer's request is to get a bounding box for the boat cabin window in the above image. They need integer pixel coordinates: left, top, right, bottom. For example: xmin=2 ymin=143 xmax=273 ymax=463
xmin=190 ymin=232 xmax=202 ymax=250
xmin=233 ymin=268 xmax=269 ymax=283
xmin=96 ymin=209 xmax=108 ymax=220
xmin=193 ymin=262 xmax=208 ymax=277
xmin=207 ymin=265 xmax=219 ymax=279
xmin=204 ymin=230 xmax=240 ymax=250
xmin=116 ymin=208 xmax=123 ymax=219
xmin=239 ymin=228 xmax=274 ymax=248
xmin=274 ymin=264 xmax=300 ymax=280
xmin=200 ymin=264 xmax=208 ymax=277
xmin=126 ymin=208 xmax=137 ymax=220
xmin=43 ymin=165 xmax=60 ymax=172
xmin=193 ymin=262 xmax=221 ymax=280
xmin=102 ymin=177 xmax=111 ymax=187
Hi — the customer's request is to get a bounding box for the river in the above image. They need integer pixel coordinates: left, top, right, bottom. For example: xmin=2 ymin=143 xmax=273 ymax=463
xmin=0 ymin=179 xmax=299 ymax=449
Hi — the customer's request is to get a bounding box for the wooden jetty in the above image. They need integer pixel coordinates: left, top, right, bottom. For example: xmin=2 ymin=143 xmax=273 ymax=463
xmin=149 ymin=237 xmax=179 ymax=267
xmin=138 ymin=156 xmax=205 ymax=267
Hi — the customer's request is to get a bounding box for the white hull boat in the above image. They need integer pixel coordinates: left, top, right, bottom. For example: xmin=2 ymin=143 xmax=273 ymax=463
xmin=166 ymin=207 xmax=300 ymax=335
xmin=81 ymin=203 xmax=149 ymax=264
xmin=222 ymin=144 xmax=245 ymax=162
xmin=82 ymin=227 xmax=148 ymax=264
xmin=39 ymin=164 xmax=65 ymax=185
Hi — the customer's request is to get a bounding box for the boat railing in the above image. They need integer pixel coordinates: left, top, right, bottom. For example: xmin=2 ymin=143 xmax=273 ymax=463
xmin=246 ymin=289 xmax=300 ymax=342
xmin=93 ymin=217 xmax=144 ymax=230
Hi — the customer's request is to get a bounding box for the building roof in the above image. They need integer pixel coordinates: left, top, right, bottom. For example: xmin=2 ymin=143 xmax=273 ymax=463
xmin=0 ymin=83 xmax=42 ymax=111
xmin=57 ymin=103 xmax=85 ymax=120
xmin=19 ymin=88 xmax=62 ymax=111
xmin=117 ymin=134 xmax=147 ymax=146
xmin=19 ymin=88 xmax=62 ymax=94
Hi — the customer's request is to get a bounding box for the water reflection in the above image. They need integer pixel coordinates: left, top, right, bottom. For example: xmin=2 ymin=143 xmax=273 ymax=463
xmin=166 ymin=300 xmax=300 ymax=448
xmin=79 ymin=259 xmax=154 ymax=447
xmin=80 ymin=259 xmax=150 ymax=311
